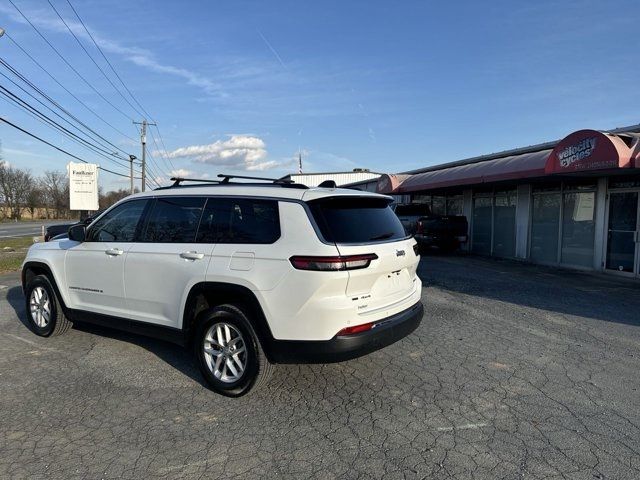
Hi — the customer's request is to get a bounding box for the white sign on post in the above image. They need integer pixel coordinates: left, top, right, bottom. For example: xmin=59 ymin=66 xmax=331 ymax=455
xmin=68 ymin=162 xmax=99 ymax=211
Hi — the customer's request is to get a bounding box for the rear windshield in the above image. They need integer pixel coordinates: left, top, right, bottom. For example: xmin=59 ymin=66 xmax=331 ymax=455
xmin=394 ymin=204 xmax=431 ymax=216
xmin=309 ymin=197 xmax=407 ymax=244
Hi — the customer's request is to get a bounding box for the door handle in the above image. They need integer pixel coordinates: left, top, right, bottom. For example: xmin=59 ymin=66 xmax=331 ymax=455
xmin=180 ymin=251 xmax=205 ymax=260
xmin=105 ymin=248 xmax=124 ymax=256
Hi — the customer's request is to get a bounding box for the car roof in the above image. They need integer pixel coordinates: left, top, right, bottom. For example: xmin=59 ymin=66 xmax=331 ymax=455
xmin=125 ymin=184 xmax=391 ymax=202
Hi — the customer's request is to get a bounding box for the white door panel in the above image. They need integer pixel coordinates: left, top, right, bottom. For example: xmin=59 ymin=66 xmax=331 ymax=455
xmin=124 ymin=243 xmax=213 ymax=327
xmin=65 ymin=241 xmax=133 ymax=316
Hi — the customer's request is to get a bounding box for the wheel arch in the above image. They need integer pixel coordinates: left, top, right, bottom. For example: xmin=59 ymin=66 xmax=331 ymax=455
xmin=182 ymin=282 xmax=277 ymax=361
xmin=22 ymin=261 xmax=70 ymax=314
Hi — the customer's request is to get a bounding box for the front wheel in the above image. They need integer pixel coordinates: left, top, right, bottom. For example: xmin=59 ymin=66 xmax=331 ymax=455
xmin=194 ymin=304 xmax=273 ymax=397
xmin=24 ymin=274 xmax=72 ymax=337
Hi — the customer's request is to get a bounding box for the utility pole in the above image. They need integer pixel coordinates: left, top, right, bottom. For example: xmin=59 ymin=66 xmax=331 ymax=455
xmin=133 ymin=119 xmax=156 ymax=191
xmin=128 ymin=155 xmax=137 ymax=194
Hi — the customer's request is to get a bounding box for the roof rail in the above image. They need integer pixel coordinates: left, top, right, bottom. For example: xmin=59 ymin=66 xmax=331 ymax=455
xmin=218 ymin=174 xmax=294 ymax=184
xmin=152 ymin=175 xmax=308 ymax=191
xmin=170 ymin=177 xmax=222 ymax=186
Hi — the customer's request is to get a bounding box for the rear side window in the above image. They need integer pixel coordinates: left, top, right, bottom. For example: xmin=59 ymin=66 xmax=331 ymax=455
xmin=143 ymin=197 xmax=206 ymax=243
xmin=197 ymin=198 xmax=280 ymax=244
xmin=309 ymin=197 xmax=407 ymax=244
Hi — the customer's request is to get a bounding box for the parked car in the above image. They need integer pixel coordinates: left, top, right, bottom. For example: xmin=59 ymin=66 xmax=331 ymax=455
xmin=44 ymin=211 xmax=104 ymax=241
xmin=22 ymin=177 xmax=424 ymax=397
xmin=393 ymin=203 xmax=432 ymax=236
xmin=414 ymin=215 xmax=468 ymax=253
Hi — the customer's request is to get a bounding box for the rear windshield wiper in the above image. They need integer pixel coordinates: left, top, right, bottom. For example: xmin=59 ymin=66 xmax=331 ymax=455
xmin=369 ymin=232 xmax=395 ymax=241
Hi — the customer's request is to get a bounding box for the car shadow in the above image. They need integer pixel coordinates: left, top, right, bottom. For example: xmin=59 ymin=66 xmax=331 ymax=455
xmin=6 ymin=286 xmax=205 ymax=386
xmin=418 ymin=254 xmax=640 ymax=327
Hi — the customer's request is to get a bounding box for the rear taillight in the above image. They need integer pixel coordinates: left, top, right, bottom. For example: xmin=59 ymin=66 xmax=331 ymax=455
xmin=337 ymin=322 xmax=374 ymax=336
xmin=289 ymin=254 xmax=378 ymax=271
xmin=416 ymin=220 xmax=424 ymax=234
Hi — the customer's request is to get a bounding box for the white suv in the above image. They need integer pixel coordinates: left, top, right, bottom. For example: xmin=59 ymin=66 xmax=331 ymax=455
xmin=21 ymin=177 xmax=424 ymax=396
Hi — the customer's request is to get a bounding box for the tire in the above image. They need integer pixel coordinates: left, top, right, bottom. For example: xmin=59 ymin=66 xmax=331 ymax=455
xmin=24 ymin=274 xmax=72 ymax=337
xmin=194 ymin=304 xmax=274 ymax=397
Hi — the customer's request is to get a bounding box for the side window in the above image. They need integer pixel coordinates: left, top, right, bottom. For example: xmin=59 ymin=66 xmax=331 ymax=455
xmin=87 ymin=200 xmax=148 ymax=242
xmin=143 ymin=197 xmax=206 ymax=243
xmin=197 ymin=198 xmax=280 ymax=244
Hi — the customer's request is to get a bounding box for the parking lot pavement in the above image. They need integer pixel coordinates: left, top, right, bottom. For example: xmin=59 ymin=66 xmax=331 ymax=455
xmin=1 ymin=257 xmax=640 ymax=480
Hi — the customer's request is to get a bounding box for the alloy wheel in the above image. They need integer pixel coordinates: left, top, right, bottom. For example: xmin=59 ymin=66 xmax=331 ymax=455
xmin=29 ymin=286 xmax=51 ymax=328
xmin=203 ymin=322 xmax=247 ymax=383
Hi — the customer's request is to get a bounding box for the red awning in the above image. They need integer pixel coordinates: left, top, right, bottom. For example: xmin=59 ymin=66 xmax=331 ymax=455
xmin=377 ymin=128 xmax=640 ymax=195
xmin=385 ymin=149 xmax=551 ymax=193
xmin=545 ymin=129 xmax=635 ymax=174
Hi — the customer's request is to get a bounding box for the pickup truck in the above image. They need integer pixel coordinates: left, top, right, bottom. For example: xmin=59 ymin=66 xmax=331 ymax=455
xmin=393 ymin=204 xmax=469 ymax=253
xmin=414 ymin=215 xmax=468 ymax=253
xmin=44 ymin=211 xmax=103 ymax=241
xmin=393 ymin=204 xmax=432 ymax=236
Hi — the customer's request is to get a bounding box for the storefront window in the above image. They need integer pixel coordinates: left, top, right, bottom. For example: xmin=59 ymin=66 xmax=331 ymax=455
xmin=411 ymin=194 xmax=431 ymax=204
xmin=532 ymin=182 xmax=561 ymax=193
xmin=605 ymin=192 xmax=637 ymax=272
xmin=472 ymin=197 xmax=492 ymax=254
xmin=563 ymin=179 xmax=597 ymax=191
xmin=493 ymin=193 xmax=516 ymax=257
xmin=609 ymin=176 xmax=640 ymax=189
xmin=561 ymin=192 xmax=595 ymax=267
xmin=446 ymin=195 xmax=463 ymax=215
xmin=530 ymin=194 xmax=560 ymax=263
xmin=432 ymin=196 xmax=446 ymax=215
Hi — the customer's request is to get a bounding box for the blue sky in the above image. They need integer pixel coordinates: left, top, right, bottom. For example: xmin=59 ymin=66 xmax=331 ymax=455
xmin=0 ymin=0 xmax=638 ymax=190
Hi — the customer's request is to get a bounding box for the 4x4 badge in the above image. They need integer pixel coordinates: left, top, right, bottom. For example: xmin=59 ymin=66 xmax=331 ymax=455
xmin=396 ymin=250 xmax=406 ymax=257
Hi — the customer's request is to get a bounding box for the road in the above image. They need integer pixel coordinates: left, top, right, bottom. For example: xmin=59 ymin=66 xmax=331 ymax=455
xmin=1 ymin=255 xmax=639 ymax=479
xmin=0 ymin=220 xmax=64 ymax=239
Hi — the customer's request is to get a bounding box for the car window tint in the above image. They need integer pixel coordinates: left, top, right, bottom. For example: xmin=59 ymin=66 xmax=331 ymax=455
xmin=197 ymin=198 xmax=280 ymax=244
xmin=143 ymin=197 xmax=205 ymax=243
xmin=87 ymin=200 xmax=147 ymax=242
xmin=310 ymin=197 xmax=406 ymax=243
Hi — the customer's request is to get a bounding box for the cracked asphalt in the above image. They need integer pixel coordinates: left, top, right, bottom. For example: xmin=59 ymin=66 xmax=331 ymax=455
xmin=1 ymin=255 xmax=640 ymax=479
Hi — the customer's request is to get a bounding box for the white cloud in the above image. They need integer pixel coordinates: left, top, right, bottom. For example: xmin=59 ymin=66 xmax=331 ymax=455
xmin=164 ymin=136 xmax=279 ymax=171
xmin=0 ymin=4 xmax=222 ymax=97
xmin=169 ymin=168 xmax=194 ymax=177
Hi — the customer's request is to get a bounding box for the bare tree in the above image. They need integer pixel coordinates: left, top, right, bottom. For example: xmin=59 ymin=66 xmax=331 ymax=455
xmin=0 ymin=161 xmax=34 ymax=220
xmin=26 ymin=181 xmax=44 ymax=218
xmin=99 ymin=187 xmax=139 ymax=209
xmin=41 ymin=170 xmax=69 ymax=219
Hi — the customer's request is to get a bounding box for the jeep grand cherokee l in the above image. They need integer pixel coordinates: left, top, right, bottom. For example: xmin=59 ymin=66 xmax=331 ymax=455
xmin=22 ymin=177 xmax=424 ymax=396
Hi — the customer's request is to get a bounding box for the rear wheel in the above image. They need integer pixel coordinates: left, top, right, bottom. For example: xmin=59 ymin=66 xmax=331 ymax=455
xmin=194 ymin=304 xmax=273 ymax=397
xmin=24 ymin=274 xmax=71 ymax=337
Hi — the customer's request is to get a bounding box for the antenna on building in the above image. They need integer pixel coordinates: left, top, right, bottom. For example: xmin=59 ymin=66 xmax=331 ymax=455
xmin=298 ymin=149 xmax=303 ymax=174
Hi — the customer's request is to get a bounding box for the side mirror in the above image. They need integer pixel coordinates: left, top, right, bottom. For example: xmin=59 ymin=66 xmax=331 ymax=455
xmin=68 ymin=224 xmax=86 ymax=242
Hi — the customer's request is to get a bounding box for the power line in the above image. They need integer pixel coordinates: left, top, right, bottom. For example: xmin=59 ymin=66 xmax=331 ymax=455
xmin=61 ymin=0 xmax=178 ymax=178
xmin=0 ymin=56 xmax=133 ymax=159
xmin=64 ymin=0 xmax=154 ymax=121
xmin=46 ymin=0 xmax=145 ymax=119
xmin=3 ymin=33 xmax=137 ymax=143
xmin=0 ymin=116 xmax=136 ymax=178
xmin=152 ymin=125 xmax=176 ymax=170
xmin=0 ymin=83 xmax=133 ymax=169
xmin=7 ymin=0 xmax=135 ymax=122
xmin=148 ymin=127 xmax=175 ymax=174
xmin=0 ymin=69 xmax=131 ymax=163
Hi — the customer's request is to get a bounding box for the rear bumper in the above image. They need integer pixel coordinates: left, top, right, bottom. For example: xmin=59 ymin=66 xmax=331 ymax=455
xmin=266 ymin=301 xmax=424 ymax=363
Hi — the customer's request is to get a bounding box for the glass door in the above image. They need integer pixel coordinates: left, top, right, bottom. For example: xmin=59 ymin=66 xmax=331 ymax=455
xmin=605 ymin=192 xmax=639 ymax=275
